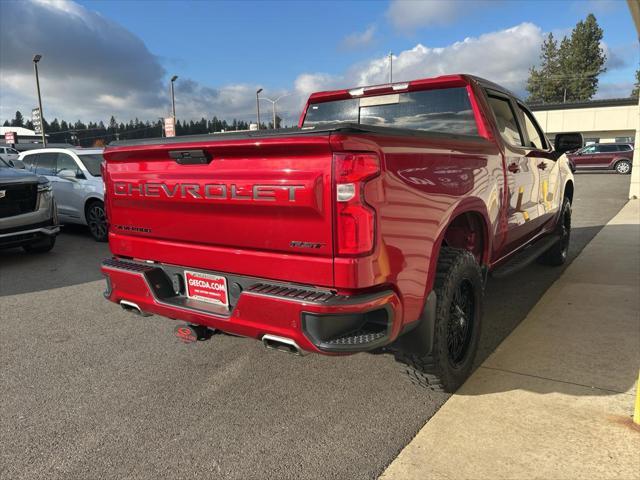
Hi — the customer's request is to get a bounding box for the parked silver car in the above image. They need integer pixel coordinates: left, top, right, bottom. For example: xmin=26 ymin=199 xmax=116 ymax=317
xmin=19 ymin=148 xmax=107 ymax=241
xmin=0 ymin=157 xmax=59 ymax=252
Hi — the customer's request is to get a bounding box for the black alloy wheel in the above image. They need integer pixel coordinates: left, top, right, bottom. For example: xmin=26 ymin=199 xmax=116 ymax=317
xmin=447 ymin=279 xmax=475 ymax=367
xmin=538 ymin=197 xmax=571 ymax=266
xmin=87 ymin=201 xmax=107 ymax=242
xmin=394 ymin=247 xmax=483 ymax=393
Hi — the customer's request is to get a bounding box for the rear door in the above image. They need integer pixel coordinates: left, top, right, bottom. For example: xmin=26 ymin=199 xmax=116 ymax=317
xmin=595 ymin=144 xmax=620 ymax=167
xmin=104 ymin=135 xmax=335 ymax=282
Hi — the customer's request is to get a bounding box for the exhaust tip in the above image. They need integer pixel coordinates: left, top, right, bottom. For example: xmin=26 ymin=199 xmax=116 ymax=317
xmin=262 ymin=334 xmax=306 ymax=356
xmin=120 ymin=300 xmax=152 ymax=317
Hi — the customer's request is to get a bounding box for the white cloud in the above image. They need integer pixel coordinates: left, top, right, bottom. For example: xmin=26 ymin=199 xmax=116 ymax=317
xmin=387 ymin=0 xmax=485 ymax=31
xmin=0 ymin=2 xmax=628 ymax=128
xmin=0 ymin=0 xmax=167 ymax=122
xmin=296 ymin=23 xmax=546 ymax=99
xmin=0 ymin=0 xmax=280 ymax=125
xmin=341 ymin=25 xmax=377 ymax=50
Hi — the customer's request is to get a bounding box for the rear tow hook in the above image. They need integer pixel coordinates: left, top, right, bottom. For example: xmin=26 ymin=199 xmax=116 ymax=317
xmin=174 ymin=324 xmax=216 ymax=344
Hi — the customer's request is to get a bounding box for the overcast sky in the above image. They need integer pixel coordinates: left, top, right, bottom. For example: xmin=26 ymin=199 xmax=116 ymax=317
xmin=0 ymin=0 xmax=636 ymax=125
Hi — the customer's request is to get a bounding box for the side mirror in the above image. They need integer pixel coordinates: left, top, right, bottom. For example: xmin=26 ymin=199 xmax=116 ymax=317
xmin=58 ymin=169 xmax=78 ymax=181
xmin=554 ymin=133 xmax=583 ymax=155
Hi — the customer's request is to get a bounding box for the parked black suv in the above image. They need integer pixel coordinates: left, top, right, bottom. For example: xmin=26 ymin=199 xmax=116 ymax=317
xmin=0 ymin=158 xmax=60 ymax=252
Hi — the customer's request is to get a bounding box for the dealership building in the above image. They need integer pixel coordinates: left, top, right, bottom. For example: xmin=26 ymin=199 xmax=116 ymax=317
xmin=530 ymin=97 xmax=637 ymax=145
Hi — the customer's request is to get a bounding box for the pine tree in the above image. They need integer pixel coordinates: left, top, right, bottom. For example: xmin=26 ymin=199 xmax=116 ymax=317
xmin=526 ymin=14 xmax=606 ymax=103
xmin=632 ymin=69 xmax=640 ymax=98
xmin=527 ymin=33 xmax=563 ymax=103
xmin=561 ymin=14 xmax=606 ymax=101
xmin=11 ymin=111 xmax=24 ymax=127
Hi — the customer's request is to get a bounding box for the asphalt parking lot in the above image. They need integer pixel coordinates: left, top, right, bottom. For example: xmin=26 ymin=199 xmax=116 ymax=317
xmin=0 ymin=172 xmax=631 ymax=480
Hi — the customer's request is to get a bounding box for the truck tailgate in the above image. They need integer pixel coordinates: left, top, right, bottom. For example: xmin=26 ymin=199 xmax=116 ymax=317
xmin=103 ymin=135 xmax=335 ymax=286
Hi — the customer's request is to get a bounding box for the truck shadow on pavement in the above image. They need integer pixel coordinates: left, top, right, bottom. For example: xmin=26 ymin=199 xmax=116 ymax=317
xmin=456 ymin=222 xmax=639 ymax=397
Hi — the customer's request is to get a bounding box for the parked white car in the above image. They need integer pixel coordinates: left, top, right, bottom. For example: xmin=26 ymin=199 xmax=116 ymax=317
xmin=0 ymin=145 xmax=21 ymax=165
xmin=18 ymin=148 xmax=107 ymax=241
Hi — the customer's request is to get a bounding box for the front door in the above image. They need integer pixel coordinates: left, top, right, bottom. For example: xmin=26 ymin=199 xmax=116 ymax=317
xmin=516 ymin=103 xmax=561 ymax=228
xmin=486 ymin=93 xmax=543 ymax=257
xmin=52 ymin=153 xmax=84 ymax=221
xmin=574 ymin=145 xmax=601 ymax=168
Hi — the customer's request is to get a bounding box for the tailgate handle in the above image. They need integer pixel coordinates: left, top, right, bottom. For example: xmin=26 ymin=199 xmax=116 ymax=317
xmin=168 ymin=149 xmax=211 ymax=165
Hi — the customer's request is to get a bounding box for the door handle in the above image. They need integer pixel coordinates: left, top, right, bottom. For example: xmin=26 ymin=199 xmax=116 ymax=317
xmin=508 ymin=163 xmax=519 ymax=173
xmin=537 ymin=162 xmax=547 ymax=170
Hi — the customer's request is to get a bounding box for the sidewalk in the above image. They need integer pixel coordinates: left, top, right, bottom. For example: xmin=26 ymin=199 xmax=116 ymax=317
xmin=381 ymin=200 xmax=640 ymax=480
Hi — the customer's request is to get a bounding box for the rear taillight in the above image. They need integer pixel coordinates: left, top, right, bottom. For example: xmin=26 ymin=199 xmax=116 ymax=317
xmin=334 ymin=152 xmax=380 ymax=256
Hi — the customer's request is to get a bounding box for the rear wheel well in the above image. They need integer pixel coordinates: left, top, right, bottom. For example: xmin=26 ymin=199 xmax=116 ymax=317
xmin=564 ymin=180 xmax=574 ymax=203
xmin=441 ymin=212 xmax=486 ymax=264
xmin=84 ymin=197 xmax=102 ymax=210
xmin=84 ymin=197 xmax=103 ymax=221
xmin=613 ymin=158 xmax=631 ymax=168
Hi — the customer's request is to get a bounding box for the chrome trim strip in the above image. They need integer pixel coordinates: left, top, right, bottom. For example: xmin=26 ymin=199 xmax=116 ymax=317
xmin=262 ymin=334 xmax=307 ymax=356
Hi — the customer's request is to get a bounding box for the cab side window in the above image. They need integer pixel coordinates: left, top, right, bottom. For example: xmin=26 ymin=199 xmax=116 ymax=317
xmin=22 ymin=153 xmax=39 ymax=172
xmin=55 ymin=153 xmax=80 ymax=176
xmin=487 ymin=95 xmax=523 ymax=147
xmin=34 ymin=153 xmax=57 ymax=176
xmin=518 ymin=106 xmax=547 ymax=150
xmin=598 ymin=145 xmax=618 ymax=153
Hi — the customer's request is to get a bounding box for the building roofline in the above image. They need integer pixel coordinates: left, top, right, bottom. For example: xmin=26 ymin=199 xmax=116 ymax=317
xmin=529 ymin=97 xmax=637 ymax=111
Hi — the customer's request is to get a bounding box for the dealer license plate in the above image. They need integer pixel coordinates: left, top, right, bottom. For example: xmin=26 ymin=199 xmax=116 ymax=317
xmin=184 ymin=270 xmax=229 ymax=308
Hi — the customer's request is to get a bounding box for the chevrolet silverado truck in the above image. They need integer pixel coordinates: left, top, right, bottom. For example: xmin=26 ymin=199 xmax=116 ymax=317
xmin=101 ymin=74 xmax=579 ymax=392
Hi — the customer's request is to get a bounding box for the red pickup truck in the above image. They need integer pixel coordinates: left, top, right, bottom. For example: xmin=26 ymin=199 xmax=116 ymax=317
xmin=101 ymin=74 xmax=578 ymax=392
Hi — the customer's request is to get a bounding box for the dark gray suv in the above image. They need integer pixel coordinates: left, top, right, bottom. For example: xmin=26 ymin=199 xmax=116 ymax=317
xmin=0 ymin=158 xmax=60 ymax=252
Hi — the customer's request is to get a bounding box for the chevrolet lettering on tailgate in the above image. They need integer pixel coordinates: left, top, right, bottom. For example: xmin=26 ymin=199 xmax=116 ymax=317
xmin=113 ymin=182 xmax=305 ymax=202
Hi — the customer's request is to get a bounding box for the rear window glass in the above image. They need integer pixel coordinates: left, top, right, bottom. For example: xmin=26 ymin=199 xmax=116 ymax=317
xmin=304 ymin=98 xmax=359 ymax=126
xmin=303 ymin=87 xmax=478 ymax=136
xmin=21 ymin=153 xmax=38 ymax=171
xmin=35 ymin=153 xmax=57 ymax=176
xmin=598 ymin=145 xmax=619 ymax=153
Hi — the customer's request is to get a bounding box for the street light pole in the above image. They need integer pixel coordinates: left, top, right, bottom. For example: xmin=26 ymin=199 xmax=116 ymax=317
xmin=272 ymin=102 xmax=276 ymax=130
xmin=256 ymin=88 xmax=263 ymax=129
xmin=33 ymin=54 xmax=46 ymax=147
xmin=259 ymin=94 xmax=292 ymax=129
xmin=170 ymin=75 xmax=178 ymax=121
xmin=389 ymin=52 xmax=393 ymax=83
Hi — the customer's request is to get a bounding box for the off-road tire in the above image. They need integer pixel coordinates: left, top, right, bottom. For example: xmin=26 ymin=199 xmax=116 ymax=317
xmin=614 ymin=159 xmax=631 ymax=175
xmin=86 ymin=200 xmax=108 ymax=242
xmin=537 ymin=197 xmax=571 ymax=266
xmin=396 ymin=247 xmax=483 ymax=393
xmin=23 ymin=236 xmax=56 ymax=253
